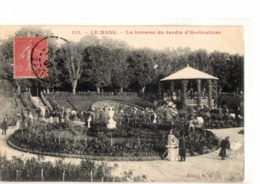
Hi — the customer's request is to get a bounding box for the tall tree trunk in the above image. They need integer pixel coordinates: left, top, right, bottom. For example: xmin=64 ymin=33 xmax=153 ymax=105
xmin=72 ymin=80 xmax=78 ymax=94
xmin=120 ymin=87 xmax=123 ymax=93
xmin=46 ymin=88 xmax=50 ymax=94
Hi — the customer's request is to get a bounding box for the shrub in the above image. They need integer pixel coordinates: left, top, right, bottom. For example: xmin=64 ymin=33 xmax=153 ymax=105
xmin=0 ymin=154 xmax=121 ymax=181
xmin=238 ymin=129 xmax=244 ymax=134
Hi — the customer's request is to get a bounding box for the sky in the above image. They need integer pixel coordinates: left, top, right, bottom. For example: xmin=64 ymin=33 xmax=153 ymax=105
xmin=0 ymin=25 xmax=244 ymax=55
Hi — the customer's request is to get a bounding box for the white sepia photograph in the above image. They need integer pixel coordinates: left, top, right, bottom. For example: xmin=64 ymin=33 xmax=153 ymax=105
xmin=0 ymin=25 xmax=245 ymax=182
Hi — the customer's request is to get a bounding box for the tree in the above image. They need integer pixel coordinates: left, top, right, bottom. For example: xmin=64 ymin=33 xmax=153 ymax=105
xmin=0 ymin=37 xmax=31 ymax=94
xmin=209 ymin=51 xmax=231 ymax=92
xmin=173 ymin=47 xmax=192 ymax=70
xmin=82 ymin=45 xmax=114 ymax=93
xmin=226 ymin=54 xmax=244 ymax=93
xmin=79 ymin=35 xmax=101 ymax=47
xmin=187 ymin=49 xmax=211 ymax=73
xmin=79 ymin=36 xmax=130 ymax=93
xmin=79 ymin=35 xmax=129 ymax=49
xmin=61 ymin=43 xmax=85 ymax=94
xmin=99 ymin=36 xmax=129 ymax=49
xmin=0 ymin=27 xmax=54 ymax=95
xmin=111 ymin=48 xmax=130 ymax=92
xmin=39 ymin=39 xmax=72 ymax=93
xmin=127 ymin=49 xmax=156 ymax=93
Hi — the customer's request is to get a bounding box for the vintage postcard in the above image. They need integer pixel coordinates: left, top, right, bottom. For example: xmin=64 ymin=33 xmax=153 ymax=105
xmin=0 ymin=24 xmax=245 ymax=183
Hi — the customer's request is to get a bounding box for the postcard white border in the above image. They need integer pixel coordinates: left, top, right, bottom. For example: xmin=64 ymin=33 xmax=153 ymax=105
xmin=0 ymin=19 xmax=253 ymax=184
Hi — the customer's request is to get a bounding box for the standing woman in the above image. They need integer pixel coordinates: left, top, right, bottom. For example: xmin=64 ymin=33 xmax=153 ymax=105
xmin=219 ymin=136 xmax=231 ymax=160
xmin=28 ymin=111 xmax=34 ymax=127
xmin=1 ymin=116 xmax=8 ymax=135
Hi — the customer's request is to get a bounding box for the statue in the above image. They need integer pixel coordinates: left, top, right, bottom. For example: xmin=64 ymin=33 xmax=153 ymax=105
xmin=107 ymin=107 xmax=117 ymax=129
xmin=87 ymin=115 xmax=92 ymax=128
xmin=84 ymin=110 xmax=94 ymax=129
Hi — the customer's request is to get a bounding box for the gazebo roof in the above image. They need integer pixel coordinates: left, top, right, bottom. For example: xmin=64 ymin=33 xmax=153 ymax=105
xmin=160 ymin=65 xmax=218 ymax=81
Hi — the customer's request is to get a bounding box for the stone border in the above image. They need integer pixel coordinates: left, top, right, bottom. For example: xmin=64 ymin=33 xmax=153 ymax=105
xmin=6 ymin=138 xmax=161 ymax=161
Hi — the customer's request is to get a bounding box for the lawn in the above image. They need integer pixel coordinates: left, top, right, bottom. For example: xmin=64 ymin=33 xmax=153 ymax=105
xmin=46 ymin=95 xmax=156 ymax=111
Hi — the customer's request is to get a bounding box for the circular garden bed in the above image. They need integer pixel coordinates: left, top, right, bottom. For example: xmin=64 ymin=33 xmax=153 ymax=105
xmin=8 ymin=119 xmax=220 ymax=160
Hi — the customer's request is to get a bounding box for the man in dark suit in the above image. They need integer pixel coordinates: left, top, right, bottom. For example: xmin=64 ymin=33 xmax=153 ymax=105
xmin=1 ymin=116 xmax=8 ymax=135
xmin=178 ymin=132 xmax=186 ymax=161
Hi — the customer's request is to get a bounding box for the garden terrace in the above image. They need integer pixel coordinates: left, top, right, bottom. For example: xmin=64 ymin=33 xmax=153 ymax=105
xmin=44 ymin=92 xmax=243 ymax=129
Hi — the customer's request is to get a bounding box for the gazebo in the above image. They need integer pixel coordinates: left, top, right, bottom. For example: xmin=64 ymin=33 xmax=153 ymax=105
xmin=160 ymin=65 xmax=219 ymax=107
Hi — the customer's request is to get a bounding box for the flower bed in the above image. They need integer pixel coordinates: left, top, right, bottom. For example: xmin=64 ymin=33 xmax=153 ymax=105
xmin=8 ymin=130 xmax=161 ymax=160
xmin=8 ymin=120 xmax=219 ymax=160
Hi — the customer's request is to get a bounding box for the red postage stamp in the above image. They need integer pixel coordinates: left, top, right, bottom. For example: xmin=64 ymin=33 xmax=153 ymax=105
xmin=14 ymin=37 xmax=48 ymax=78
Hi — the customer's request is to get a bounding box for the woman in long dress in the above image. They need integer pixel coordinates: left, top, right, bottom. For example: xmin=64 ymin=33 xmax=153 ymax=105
xmin=219 ymin=136 xmax=230 ymax=160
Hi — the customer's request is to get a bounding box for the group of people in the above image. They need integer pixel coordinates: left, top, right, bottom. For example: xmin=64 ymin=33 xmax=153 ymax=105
xmin=44 ymin=96 xmax=243 ymax=131
xmin=168 ymin=129 xmax=231 ymax=162
xmin=1 ymin=109 xmax=38 ymax=135
xmin=20 ymin=109 xmax=34 ymax=129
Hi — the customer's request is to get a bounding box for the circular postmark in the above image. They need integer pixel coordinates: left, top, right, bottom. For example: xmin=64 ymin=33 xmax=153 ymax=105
xmin=30 ymin=36 xmax=70 ymax=84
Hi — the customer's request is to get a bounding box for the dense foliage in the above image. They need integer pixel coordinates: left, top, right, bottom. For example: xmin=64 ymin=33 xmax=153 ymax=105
xmin=0 ymin=154 xmax=146 ymax=181
xmin=0 ymin=28 xmax=243 ymax=95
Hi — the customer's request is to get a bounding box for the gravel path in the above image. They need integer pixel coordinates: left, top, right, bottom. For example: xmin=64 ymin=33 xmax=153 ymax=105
xmin=110 ymin=127 xmax=244 ymax=182
xmin=0 ymin=126 xmax=244 ymax=182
